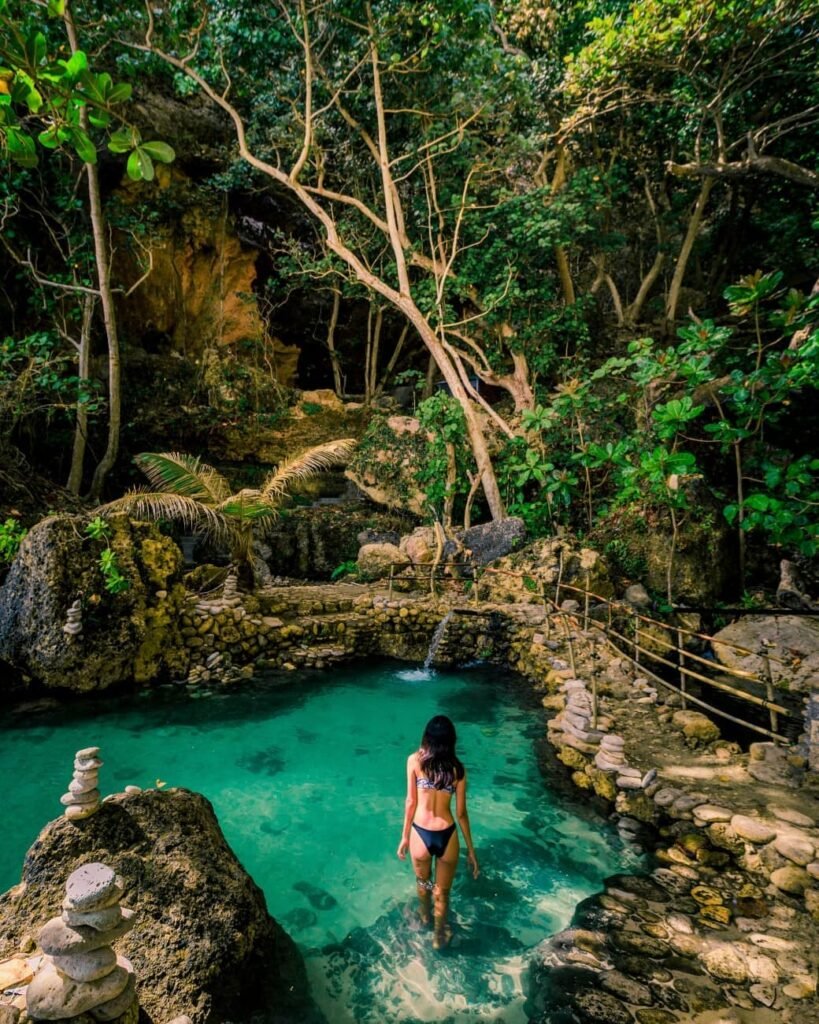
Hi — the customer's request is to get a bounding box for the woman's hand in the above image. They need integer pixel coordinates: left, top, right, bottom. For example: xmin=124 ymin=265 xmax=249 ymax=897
xmin=397 ymin=838 xmax=409 ymax=860
xmin=467 ymin=849 xmax=480 ymax=879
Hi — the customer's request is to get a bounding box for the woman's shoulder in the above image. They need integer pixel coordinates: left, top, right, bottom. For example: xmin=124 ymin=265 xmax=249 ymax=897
xmin=407 ymin=751 xmax=420 ymax=769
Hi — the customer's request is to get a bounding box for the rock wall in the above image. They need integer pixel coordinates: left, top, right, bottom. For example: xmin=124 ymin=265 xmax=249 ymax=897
xmin=0 ymin=789 xmax=311 ymax=1024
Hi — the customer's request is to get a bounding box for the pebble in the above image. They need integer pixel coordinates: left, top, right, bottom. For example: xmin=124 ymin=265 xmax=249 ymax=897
xmin=653 ymin=788 xmax=683 ymax=807
xmin=617 ymin=776 xmax=643 ymax=790
xmin=65 ymin=803 xmax=99 ymax=820
xmin=701 ymin=944 xmax=748 ymax=983
xmin=730 ymin=815 xmax=777 ymax=844
xmin=60 ymin=789 xmax=100 ymax=807
xmin=75 ymin=747 xmax=100 ymax=760
xmin=90 ymin=971 xmax=136 ymax=1021
xmin=68 ymin=777 xmax=99 ymax=795
xmin=74 ymin=758 xmax=103 ymax=772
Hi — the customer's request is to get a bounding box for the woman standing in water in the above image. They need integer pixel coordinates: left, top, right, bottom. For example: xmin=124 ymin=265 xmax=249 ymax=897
xmin=397 ymin=715 xmax=479 ymax=948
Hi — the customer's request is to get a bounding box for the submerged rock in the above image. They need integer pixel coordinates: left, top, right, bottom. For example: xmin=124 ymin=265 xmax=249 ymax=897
xmin=0 ymin=789 xmax=311 ymax=1024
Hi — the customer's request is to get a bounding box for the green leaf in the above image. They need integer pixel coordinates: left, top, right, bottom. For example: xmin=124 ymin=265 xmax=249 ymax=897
xmin=47 ymin=0 xmax=67 ymax=14
xmin=5 ymin=127 xmax=38 ymax=167
xmin=140 ymin=140 xmax=175 ymax=163
xmin=108 ymin=82 xmax=132 ymax=104
xmin=126 ymin=146 xmax=154 ymax=181
xmin=743 ymin=494 xmax=771 ymax=512
xmin=107 ymin=124 xmax=138 ymax=153
xmin=69 ymin=127 xmax=97 ymax=163
xmin=37 ymin=125 xmax=60 ymax=148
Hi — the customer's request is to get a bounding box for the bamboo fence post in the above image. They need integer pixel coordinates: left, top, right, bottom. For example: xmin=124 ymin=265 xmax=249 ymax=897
xmin=564 ymin=616 xmax=577 ymax=676
xmin=388 ymin=564 xmax=394 ymax=598
xmin=583 ymin=571 xmax=590 ymax=630
xmin=760 ymin=641 xmax=779 ymax=739
xmin=591 ymin=672 xmax=598 ymax=729
xmin=555 ymin=549 xmax=564 ymax=606
xmin=633 ymin=611 xmax=640 ymax=665
xmin=677 ymin=626 xmax=687 ymax=710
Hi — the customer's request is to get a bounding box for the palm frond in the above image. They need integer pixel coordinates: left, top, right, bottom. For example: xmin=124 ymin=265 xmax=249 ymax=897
xmin=260 ymin=438 xmax=357 ymax=505
xmin=217 ymin=489 xmax=280 ymax=521
xmin=134 ymin=452 xmax=231 ymax=506
xmin=97 ymin=488 xmax=231 ymax=546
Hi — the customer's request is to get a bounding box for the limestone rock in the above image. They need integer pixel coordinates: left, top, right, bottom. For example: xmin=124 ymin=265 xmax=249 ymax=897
xmin=671 ymin=710 xmax=720 ymax=745
xmin=0 ymin=789 xmax=311 ymax=1024
xmin=357 ymin=542 xmax=408 ymax=580
xmin=712 ymin=613 xmax=819 ymax=694
xmin=773 ymin=834 xmax=815 ymax=866
xmin=730 ymin=815 xmax=777 ymax=844
xmin=51 ymin=947 xmax=117 ymax=983
xmin=0 ymin=513 xmax=185 ymax=693
xmin=769 ymin=865 xmax=811 ymax=894
xmin=459 ymin=518 xmax=527 ymax=567
xmin=701 ymin=944 xmax=748 ymax=983
xmin=25 ymin=959 xmax=130 ymax=1020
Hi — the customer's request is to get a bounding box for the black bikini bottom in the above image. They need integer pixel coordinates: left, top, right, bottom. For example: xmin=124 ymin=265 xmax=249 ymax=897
xmin=413 ymin=822 xmax=456 ymax=858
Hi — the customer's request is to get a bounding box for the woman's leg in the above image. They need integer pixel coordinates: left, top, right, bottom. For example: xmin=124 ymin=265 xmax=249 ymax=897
xmin=409 ymin=826 xmax=433 ymax=925
xmin=432 ymin=830 xmax=459 ymax=948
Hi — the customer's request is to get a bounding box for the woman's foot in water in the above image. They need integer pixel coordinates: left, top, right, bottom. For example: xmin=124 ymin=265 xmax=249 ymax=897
xmin=417 ymin=886 xmax=432 ymax=926
xmin=432 ymin=924 xmax=452 ymax=949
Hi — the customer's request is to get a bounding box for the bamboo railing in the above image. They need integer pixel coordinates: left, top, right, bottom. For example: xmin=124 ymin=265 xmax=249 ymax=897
xmin=386 ymin=560 xmax=808 ymax=743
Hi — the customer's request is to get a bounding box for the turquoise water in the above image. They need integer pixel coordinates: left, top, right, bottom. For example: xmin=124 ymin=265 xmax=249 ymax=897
xmin=0 ymin=662 xmax=638 ymax=1022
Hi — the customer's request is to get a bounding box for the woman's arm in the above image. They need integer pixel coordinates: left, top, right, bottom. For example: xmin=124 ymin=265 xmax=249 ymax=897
xmin=397 ymin=754 xmax=418 ymax=859
xmin=456 ymin=770 xmax=480 ymax=877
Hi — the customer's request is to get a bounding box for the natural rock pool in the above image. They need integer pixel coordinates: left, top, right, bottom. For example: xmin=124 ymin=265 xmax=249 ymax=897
xmin=1 ymin=662 xmax=640 ymax=1022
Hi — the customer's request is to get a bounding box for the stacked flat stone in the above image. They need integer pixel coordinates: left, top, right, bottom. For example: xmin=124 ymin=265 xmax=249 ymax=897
xmin=63 ymin=601 xmax=82 ymax=638
xmin=222 ymin=570 xmax=241 ymax=607
xmin=595 ymin=734 xmax=627 ymax=772
xmin=26 ymin=862 xmax=137 ymax=1023
xmin=60 ymin=747 xmax=103 ymax=820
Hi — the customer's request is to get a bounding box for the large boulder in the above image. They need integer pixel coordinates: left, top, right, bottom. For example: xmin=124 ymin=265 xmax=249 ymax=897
xmin=345 ymin=415 xmax=428 ymax=515
xmin=356 ymin=542 xmax=408 ymax=580
xmin=0 ymin=514 xmax=187 ymax=695
xmin=459 ymin=518 xmax=526 ymax=566
xmin=712 ymin=615 xmax=819 ymax=694
xmin=476 ymin=536 xmax=613 ymax=605
xmin=0 ymin=789 xmax=311 ymax=1024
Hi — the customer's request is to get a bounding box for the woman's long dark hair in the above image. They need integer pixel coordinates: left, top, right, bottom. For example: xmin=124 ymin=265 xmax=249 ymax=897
xmin=418 ymin=715 xmax=464 ymax=790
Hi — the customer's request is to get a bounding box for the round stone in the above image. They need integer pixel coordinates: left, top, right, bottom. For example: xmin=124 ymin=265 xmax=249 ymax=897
xmin=74 ymin=757 xmax=104 ymax=772
xmin=730 ymin=815 xmax=777 ymax=844
xmin=76 ymin=746 xmax=101 ymax=759
xmin=69 ymin=775 xmax=99 ymax=795
xmin=770 ymin=865 xmax=811 ymax=894
xmin=39 ymin=913 xmax=136 ymax=957
xmin=65 ymin=803 xmax=99 ymax=820
xmin=692 ymin=804 xmax=733 ymax=823
xmin=51 ymin=946 xmax=117 ymax=982
xmin=60 ymin=789 xmax=100 ymax=807
xmin=807 ymin=861 xmax=819 ymax=879
xmin=62 ymin=904 xmax=123 ymax=931
xmin=89 ymin=971 xmax=136 ymax=1022
xmin=617 ymin=776 xmax=643 ymax=790
xmin=572 ymin=989 xmax=633 ymax=1024
xmin=773 ymin=834 xmax=815 ymax=866
xmin=25 ymin=959 xmax=130 ymax=1019
xmin=702 ymin=944 xmax=748 ymax=983
xmin=63 ymin=881 xmax=125 ymax=915
xmin=768 ymin=805 xmax=814 ymax=828
xmin=65 ymin=864 xmax=118 ymax=911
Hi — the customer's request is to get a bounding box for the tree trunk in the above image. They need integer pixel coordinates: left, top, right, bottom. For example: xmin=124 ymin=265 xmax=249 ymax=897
xmin=64 ymin=6 xmax=121 ymax=503
xmin=325 ymin=286 xmax=342 ymax=396
xmin=665 ymin=178 xmax=714 ymax=328
xmin=66 ymin=294 xmax=94 ymax=494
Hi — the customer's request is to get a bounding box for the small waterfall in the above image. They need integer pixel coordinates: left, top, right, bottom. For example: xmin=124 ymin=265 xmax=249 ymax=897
xmin=424 ymin=611 xmax=454 ymax=669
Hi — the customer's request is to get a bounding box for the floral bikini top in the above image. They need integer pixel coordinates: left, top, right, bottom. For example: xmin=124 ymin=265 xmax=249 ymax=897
xmin=416 ymin=774 xmax=456 ymax=794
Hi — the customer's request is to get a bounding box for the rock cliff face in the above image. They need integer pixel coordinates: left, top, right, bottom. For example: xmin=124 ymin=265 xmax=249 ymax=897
xmin=0 ymin=789 xmax=312 ymax=1024
xmin=0 ymin=514 xmax=187 ymax=696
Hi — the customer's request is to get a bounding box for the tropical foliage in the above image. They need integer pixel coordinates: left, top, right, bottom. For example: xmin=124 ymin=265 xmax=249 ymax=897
xmin=97 ymin=440 xmax=356 ymax=581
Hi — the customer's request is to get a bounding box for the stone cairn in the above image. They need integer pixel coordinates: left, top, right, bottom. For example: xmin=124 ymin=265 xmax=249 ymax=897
xmin=26 ymin=862 xmax=137 ymax=1022
xmin=62 ymin=600 xmax=82 ymax=639
xmin=549 ymin=674 xmax=656 ymax=791
xmin=59 ymin=747 xmax=103 ymax=821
